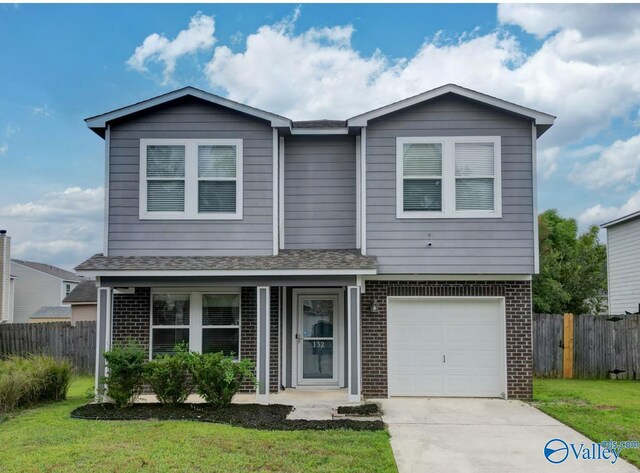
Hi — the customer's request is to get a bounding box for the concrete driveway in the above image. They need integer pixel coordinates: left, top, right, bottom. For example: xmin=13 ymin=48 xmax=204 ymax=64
xmin=379 ymin=398 xmax=638 ymax=473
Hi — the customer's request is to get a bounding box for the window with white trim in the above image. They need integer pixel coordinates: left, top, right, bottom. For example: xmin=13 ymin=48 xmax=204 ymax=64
xmin=396 ymin=136 xmax=501 ymax=218
xmin=140 ymin=139 xmax=243 ymax=220
xmin=150 ymin=291 xmax=241 ymax=359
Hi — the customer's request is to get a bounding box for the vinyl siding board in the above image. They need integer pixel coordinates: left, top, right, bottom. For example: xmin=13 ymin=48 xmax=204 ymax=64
xmin=366 ymin=94 xmax=535 ymax=274
xmin=10 ymin=263 xmax=66 ymax=323
xmin=284 ymin=136 xmax=357 ymax=249
xmin=607 ymin=217 xmax=640 ymax=314
xmin=107 ymin=97 xmax=274 ymax=256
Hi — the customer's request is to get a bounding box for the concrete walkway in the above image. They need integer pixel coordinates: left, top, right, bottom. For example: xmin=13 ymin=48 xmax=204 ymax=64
xmin=379 ymin=398 xmax=638 ymax=473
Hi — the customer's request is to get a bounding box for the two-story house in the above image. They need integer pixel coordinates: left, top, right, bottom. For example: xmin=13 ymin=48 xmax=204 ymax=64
xmin=77 ymin=84 xmax=554 ymax=401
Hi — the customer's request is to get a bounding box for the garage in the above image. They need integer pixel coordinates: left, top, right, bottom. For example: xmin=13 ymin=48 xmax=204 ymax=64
xmin=387 ymin=297 xmax=506 ymax=398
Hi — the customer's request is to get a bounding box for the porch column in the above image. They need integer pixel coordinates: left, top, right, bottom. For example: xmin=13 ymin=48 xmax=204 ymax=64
xmin=256 ymin=286 xmax=270 ymax=403
xmin=347 ymin=286 xmax=362 ymax=402
xmin=94 ymin=285 xmax=112 ymax=400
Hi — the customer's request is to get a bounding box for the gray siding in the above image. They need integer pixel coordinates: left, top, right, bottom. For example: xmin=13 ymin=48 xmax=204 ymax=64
xmin=607 ymin=218 xmax=640 ymax=314
xmin=366 ymin=95 xmax=535 ymax=274
xmin=108 ymin=98 xmax=274 ymax=256
xmin=10 ymin=262 xmax=69 ymax=323
xmin=284 ymin=136 xmax=357 ymax=249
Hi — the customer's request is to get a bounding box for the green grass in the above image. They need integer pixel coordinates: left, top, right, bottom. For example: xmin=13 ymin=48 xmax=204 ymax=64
xmin=0 ymin=377 xmax=397 ymax=473
xmin=533 ymin=378 xmax=640 ymax=467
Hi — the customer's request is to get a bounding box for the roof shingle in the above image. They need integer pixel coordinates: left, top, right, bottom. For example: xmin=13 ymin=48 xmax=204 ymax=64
xmin=63 ymin=281 xmax=97 ymax=304
xmin=12 ymin=259 xmax=80 ymax=282
xmin=76 ymin=250 xmax=377 ymax=273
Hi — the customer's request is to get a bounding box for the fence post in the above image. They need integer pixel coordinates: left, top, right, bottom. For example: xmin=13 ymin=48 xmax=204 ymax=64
xmin=563 ymin=313 xmax=574 ymax=379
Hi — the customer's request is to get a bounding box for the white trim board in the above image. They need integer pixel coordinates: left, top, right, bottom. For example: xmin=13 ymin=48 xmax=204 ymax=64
xmin=272 ymin=129 xmax=279 ymax=255
xmin=78 ymin=268 xmax=377 ymax=278
xmin=348 ymin=83 xmax=555 ymax=133
xmin=86 ymin=86 xmax=291 ymax=133
xmin=396 ymin=136 xmax=502 ymax=219
xmin=362 ymin=274 xmax=531 ymax=282
xmin=139 ymin=138 xmax=243 ymax=221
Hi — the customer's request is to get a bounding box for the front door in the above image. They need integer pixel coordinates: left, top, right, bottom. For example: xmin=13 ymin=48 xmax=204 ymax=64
xmin=295 ymin=293 xmax=340 ymax=386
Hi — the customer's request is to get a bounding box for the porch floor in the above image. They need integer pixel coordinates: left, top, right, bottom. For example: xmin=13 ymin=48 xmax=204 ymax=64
xmin=138 ymin=388 xmax=363 ymax=421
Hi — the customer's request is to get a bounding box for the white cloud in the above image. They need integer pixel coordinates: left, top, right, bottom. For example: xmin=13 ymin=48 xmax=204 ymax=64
xmin=127 ymin=12 xmax=216 ymax=84
xmin=0 ymin=187 xmax=104 ymax=270
xmin=123 ymin=5 xmax=640 ymax=180
xmin=198 ymin=4 xmax=640 ymax=161
xmin=0 ymin=144 xmax=7 ymax=156
xmin=569 ymin=134 xmax=640 ymax=189
xmin=578 ymin=190 xmax=640 ymax=227
xmin=538 ymin=146 xmax=560 ymax=179
xmin=31 ymin=105 xmax=51 ymax=117
xmin=498 ymin=4 xmax=640 ymax=39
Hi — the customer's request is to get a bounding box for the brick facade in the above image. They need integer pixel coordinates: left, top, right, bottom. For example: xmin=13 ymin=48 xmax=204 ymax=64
xmin=111 ymin=287 xmax=151 ymax=350
xmin=111 ymin=286 xmax=279 ymax=394
xmin=361 ymin=280 xmax=533 ymax=400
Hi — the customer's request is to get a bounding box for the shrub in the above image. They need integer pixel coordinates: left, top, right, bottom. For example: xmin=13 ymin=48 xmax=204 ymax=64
xmin=189 ymin=352 xmax=255 ymax=408
xmin=0 ymin=355 xmax=72 ymax=413
xmin=29 ymin=355 xmax=72 ymax=402
xmin=103 ymin=342 xmax=146 ymax=408
xmin=144 ymin=344 xmax=193 ymax=404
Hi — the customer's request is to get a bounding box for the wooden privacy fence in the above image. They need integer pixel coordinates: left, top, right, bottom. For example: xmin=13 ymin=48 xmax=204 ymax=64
xmin=533 ymin=313 xmax=640 ymax=379
xmin=0 ymin=321 xmax=96 ymax=374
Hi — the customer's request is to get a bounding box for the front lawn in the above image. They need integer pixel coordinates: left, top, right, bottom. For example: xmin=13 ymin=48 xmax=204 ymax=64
xmin=0 ymin=377 xmax=397 ymax=473
xmin=533 ymin=378 xmax=640 ymax=467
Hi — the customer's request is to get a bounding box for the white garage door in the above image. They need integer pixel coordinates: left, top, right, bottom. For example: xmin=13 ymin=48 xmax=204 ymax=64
xmin=388 ymin=298 xmax=505 ymax=397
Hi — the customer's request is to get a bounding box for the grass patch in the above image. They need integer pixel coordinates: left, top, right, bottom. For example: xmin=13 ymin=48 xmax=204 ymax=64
xmin=533 ymin=378 xmax=640 ymax=467
xmin=0 ymin=377 xmax=397 ymax=473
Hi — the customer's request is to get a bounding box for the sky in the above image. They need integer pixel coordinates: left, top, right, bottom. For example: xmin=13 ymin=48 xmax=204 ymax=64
xmin=1 ymin=3 xmax=639 ymax=269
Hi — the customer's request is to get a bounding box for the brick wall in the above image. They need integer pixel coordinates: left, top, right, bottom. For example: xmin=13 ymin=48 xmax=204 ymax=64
xmin=239 ymin=286 xmax=280 ymax=394
xmin=361 ymin=280 xmax=533 ymax=400
xmin=111 ymin=287 xmax=151 ymax=350
xmin=111 ymin=286 xmax=279 ymax=395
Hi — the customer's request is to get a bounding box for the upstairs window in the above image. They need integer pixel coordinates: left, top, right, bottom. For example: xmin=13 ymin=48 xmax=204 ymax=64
xmin=397 ymin=136 xmax=501 ymax=218
xmin=140 ymin=139 xmax=243 ymax=220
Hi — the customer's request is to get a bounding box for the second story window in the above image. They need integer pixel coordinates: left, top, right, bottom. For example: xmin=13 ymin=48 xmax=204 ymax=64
xmin=140 ymin=139 xmax=243 ymax=220
xmin=396 ymin=136 xmax=501 ymax=219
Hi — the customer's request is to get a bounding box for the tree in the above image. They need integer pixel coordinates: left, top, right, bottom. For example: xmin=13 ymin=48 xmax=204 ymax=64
xmin=533 ymin=209 xmax=607 ymax=314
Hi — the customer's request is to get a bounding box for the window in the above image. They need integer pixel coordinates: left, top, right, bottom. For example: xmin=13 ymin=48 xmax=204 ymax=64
xmin=140 ymin=139 xmax=243 ymax=220
xmin=151 ymin=293 xmax=190 ymax=358
xmin=396 ymin=136 xmax=501 ymax=218
xmin=150 ymin=291 xmax=241 ymax=359
xmin=202 ymin=294 xmax=240 ymax=358
xmin=65 ymin=284 xmax=72 ymax=296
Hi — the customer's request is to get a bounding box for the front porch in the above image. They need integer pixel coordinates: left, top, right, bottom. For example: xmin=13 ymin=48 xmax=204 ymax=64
xmin=95 ymin=280 xmax=364 ymax=404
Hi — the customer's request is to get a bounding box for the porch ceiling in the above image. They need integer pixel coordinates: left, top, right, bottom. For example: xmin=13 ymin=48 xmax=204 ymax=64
xmin=75 ymin=249 xmax=377 ymax=276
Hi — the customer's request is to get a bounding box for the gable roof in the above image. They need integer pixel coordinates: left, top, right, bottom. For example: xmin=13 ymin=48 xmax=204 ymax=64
xmin=12 ymin=259 xmax=81 ymax=282
xmin=86 ymin=84 xmax=555 ymax=138
xmin=62 ymin=280 xmax=97 ymax=304
xmin=31 ymin=306 xmax=71 ymax=319
xmin=347 ymin=84 xmax=556 ymax=136
xmin=85 ymin=86 xmax=291 ymax=137
xmin=601 ymin=210 xmax=640 ymax=228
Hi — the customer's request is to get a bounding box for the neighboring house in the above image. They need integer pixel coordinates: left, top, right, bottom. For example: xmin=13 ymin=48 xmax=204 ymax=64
xmin=77 ymin=84 xmax=554 ymax=402
xmin=0 ymin=234 xmax=82 ymax=323
xmin=30 ymin=306 xmax=72 ymax=323
xmin=601 ymin=210 xmax=640 ymax=315
xmin=62 ymin=280 xmax=97 ymax=325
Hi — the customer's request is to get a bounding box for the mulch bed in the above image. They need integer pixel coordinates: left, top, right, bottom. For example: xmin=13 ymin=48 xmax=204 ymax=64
xmin=336 ymin=403 xmax=380 ymax=416
xmin=71 ymin=403 xmax=384 ymax=431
